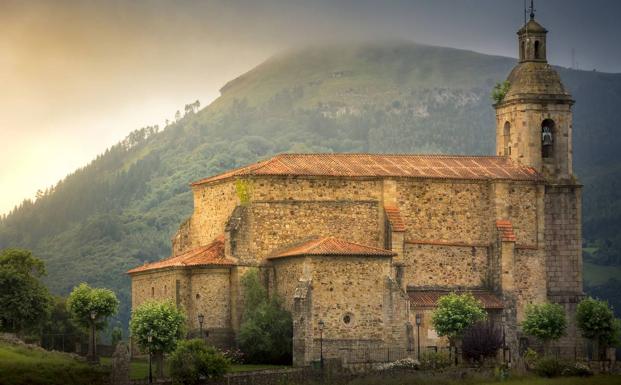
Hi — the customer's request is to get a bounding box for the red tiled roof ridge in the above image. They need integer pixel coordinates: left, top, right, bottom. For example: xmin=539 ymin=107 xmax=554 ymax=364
xmin=268 ymin=236 xmax=396 ymax=259
xmin=127 ymin=235 xmax=234 ymax=274
xmin=191 ymin=153 xmax=541 ymax=186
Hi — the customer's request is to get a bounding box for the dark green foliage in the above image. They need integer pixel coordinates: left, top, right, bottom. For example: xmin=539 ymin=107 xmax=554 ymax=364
xmin=586 ymin=279 xmax=621 ymax=318
xmin=533 ymin=357 xmax=566 ymax=378
xmin=521 ymin=303 xmax=567 ymax=344
xmin=169 ymin=339 xmax=229 ymax=385
xmin=431 ymin=292 xmax=486 ymax=341
xmin=237 ymin=269 xmax=292 ymax=364
xmin=0 ymin=43 xmax=620 ymax=334
xmin=576 ymin=297 xmax=621 ymax=348
xmin=40 ymin=296 xmax=83 ymax=351
xmin=461 ymin=321 xmax=503 ymax=362
xmin=0 ymin=249 xmax=51 ymax=333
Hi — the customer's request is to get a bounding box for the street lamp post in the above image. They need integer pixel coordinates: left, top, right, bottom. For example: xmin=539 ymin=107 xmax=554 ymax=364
xmin=89 ymin=310 xmax=98 ymax=363
xmin=147 ymin=331 xmax=153 ymax=384
xmin=415 ymin=313 xmax=422 ymax=359
xmin=318 ymin=319 xmax=325 ymax=369
xmin=198 ymin=313 xmax=205 ymax=341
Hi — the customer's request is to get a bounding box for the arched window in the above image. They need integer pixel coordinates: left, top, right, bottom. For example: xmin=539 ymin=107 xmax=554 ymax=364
xmin=520 ymin=41 xmax=525 ymax=60
xmin=534 ymin=40 xmax=541 ymax=59
xmin=541 ymin=119 xmax=555 ymax=158
xmin=503 ymin=122 xmax=511 ymax=156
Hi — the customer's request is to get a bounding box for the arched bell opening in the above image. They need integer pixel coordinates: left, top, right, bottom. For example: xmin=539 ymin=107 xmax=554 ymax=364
xmin=541 ymin=119 xmax=555 ymax=159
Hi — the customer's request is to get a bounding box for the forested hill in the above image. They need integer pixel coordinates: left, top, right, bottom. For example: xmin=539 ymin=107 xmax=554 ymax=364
xmin=1 ymin=41 xmax=621 ymax=326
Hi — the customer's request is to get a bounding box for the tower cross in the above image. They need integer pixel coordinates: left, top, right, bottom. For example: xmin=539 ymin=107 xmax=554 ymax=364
xmin=529 ymin=0 xmax=536 ymax=20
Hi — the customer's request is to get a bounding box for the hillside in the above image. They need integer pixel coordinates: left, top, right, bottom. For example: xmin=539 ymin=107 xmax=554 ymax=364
xmin=1 ymin=41 xmax=621 ymax=326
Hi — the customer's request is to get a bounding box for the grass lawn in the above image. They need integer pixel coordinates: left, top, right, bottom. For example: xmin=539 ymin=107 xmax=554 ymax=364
xmin=0 ymin=342 xmax=107 ymax=385
xmin=583 ymin=261 xmax=621 ymax=285
xmin=348 ymin=375 xmax=621 ymax=385
xmin=99 ymin=356 xmax=288 ymax=380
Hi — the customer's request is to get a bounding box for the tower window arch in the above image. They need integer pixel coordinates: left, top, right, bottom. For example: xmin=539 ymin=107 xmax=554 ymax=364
xmin=503 ymin=122 xmax=511 ymax=156
xmin=534 ymin=40 xmax=541 ymax=59
xmin=520 ymin=41 xmax=525 ymax=60
xmin=541 ymin=119 xmax=555 ymax=158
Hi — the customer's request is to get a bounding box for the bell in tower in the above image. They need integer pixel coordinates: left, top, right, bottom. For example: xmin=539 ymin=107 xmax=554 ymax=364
xmin=494 ymin=4 xmax=575 ymax=182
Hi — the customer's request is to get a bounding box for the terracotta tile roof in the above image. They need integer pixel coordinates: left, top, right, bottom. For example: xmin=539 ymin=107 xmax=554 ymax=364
xmin=127 ymin=235 xmax=235 ymax=274
xmin=268 ymin=236 xmax=396 ymax=259
xmin=496 ymin=220 xmax=517 ymax=242
xmin=191 ymin=153 xmax=541 ymax=186
xmin=384 ymin=205 xmax=406 ymax=232
xmin=409 ymin=290 xmax=504 ymax=310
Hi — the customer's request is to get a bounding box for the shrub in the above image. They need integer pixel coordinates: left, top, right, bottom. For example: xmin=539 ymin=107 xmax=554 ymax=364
xmin=169 ymin=339 xmax=230 ymax=385
xmin=220 ymin=347 xmax=245 ymax=364
xmin=533 ymin=356 xmax=565 ymax=378
xmin=461 ymin=321 xmax=503 ymax=363
xmin=491 ymin=81 xmax=511 ymax=104
xmin=375 ymin=358 xmax=420 ymax=371
xmin=561 ymin=361 xmax=593 ymax=377
xmin=523 ymin=348 xmax=539 ymax=369
xmin=419 ymin=350 xmax=451 ymax=370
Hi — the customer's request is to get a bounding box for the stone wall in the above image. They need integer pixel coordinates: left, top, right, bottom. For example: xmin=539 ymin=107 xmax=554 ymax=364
xmin=544 ymin=184 xmax=582 ymax=295
xmin=131 ymin=269 xmax=189 ymax=311
xmin=187 ymin=268 xmax=232 ymax=330
xmin=513 ymin=247 xmax=547 ymax=322
xmin=508 ymin=184 xmax=539 ymax=246
xmin=173 ymin=181 xmax=239 ymax=255
xmin=242 ymin=201 xmax=382 ymax=262
xmin=250 ymin=176 xmax=382 ymax=202
xmin=397 ymin=180 xmax=492 ymax=245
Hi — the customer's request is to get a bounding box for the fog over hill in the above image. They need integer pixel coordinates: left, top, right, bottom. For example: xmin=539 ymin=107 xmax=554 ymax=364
xmin=2 ymin=42 xmax=621 ymax=326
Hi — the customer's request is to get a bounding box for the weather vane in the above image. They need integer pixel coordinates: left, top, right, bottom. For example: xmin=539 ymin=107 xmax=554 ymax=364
xmin=529 ymin=0 xmax=536 ymax=20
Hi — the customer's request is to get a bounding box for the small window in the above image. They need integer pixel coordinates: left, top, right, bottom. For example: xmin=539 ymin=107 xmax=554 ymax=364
xmin=541 ymin=119 xmax=555 ymax=158
xmin=520 ymin=41 xmax=525 ymax=60
xmin=196 ymin=293 xmax=201 ymax=300
xmin=503 ymin=122 xmax=511 ymax=156
xmin=342 ymin=312 xmax=354 ymax=327
xmin=164 ymin=285 xmax=167 ymax=294
xmin=534 ymin=40 xmax=541 ymax=59
xmin=151 ymin=287 xmax=155 ymax=298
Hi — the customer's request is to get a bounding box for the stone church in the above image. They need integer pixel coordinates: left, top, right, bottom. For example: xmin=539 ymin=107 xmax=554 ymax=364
xmin=128 ymin=13 xmax=583 ymax=366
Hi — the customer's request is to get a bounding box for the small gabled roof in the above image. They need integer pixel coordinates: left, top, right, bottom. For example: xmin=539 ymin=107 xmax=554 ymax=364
xmin=191 ymin=153 xmax=541 ymax=186
xmin=268 ymin=236 xmax=396 ymax=259
xmin=127 ymin=235 xmax=235 ymax=274
xmin=496 ymin=220 xmax=517 ymax=242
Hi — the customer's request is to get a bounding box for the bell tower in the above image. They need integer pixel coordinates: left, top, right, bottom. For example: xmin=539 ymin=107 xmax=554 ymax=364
xmin=494 ymin=5 xmax=575 ymax=183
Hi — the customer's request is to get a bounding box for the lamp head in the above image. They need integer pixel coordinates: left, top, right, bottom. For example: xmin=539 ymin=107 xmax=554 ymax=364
xmin=415 ymin=313 xmax=422 ymax=326
xmin=318 ymin=319 xmax=325 ymax=331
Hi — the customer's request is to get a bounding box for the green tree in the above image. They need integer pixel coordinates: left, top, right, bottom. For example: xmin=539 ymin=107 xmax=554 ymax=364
xmin=0 ymin=248 xmax=51 ymax=333
xmin=431 ymin=292 xmax=486 ymax=364
xmin=67 ymin=283 xmax=119 ymax=360
xmin=41 ymin=296 xmax=83 ymax=350
xmin=491 ymin=81 xmax=511 ymax=104
xmin=237 ymin=269 xmax=292 ymax=364
xmin=169 ymin=339 xmax=229 ymax=385
xmin=431 ymin=292 xmax=486 ymax=342
xmin=576 ymin=297 xmax=621 ymax=358
xmin=130 ymin=301 xmax=185 ymax=378
xmin=521 ymin=303 xmax=567 ymax=353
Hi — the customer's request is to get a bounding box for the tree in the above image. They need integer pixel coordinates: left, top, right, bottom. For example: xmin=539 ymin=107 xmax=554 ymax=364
xmin=0 ymin=248 xmax=51 ymax=333
xmin=576 ymin=297 xmax=621 ymax=359
xmin=169 ymin=339 xmax=229 ymax=385
xmin=237 ymin=269 xmax=292 ymax=364
xmin=521 ymin=302 xmax=567 ymax=354
xmin=41 ymin=296 xmax=83 ymax=351
xmin=175 ymin=110 xmax=181 ymax=121
xmin=130 ymin=301 xmax=185 ymax=377
xmin=491 ymin=81 xmax=511 ymax=104
xmin=67 ymin=283 xmax=119 ymax=360
xmin=431 ymin=292 xmax=486 ymax=344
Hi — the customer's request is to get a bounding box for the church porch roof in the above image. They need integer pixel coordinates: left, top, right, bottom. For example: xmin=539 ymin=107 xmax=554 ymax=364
xmin=268 ymin=236 xmax=396 ymax=259
xmin=408 ymin=289 xmax=504 ymax=310
xmin=127 ymin=235 xmax=235 ymax=274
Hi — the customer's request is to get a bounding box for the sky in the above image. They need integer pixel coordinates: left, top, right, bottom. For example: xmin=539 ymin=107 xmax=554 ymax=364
xmin=1 ymin=0 xmax=620 ymax=215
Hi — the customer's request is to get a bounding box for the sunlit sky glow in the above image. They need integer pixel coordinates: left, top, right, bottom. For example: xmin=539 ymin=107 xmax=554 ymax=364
xmin=1 ymin=0 xmax=620 ymax=215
